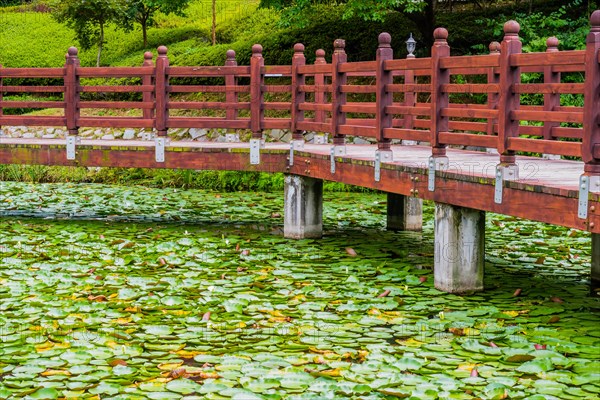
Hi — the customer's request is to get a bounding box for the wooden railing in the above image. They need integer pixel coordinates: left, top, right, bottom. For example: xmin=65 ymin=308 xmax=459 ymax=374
xmin=2 ymin=12 xmax=600 ymax=173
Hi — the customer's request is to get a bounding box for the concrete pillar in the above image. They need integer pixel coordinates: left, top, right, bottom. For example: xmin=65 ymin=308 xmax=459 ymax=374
xmin=434 ymin=203 xmax=485 ymax=293
xmin=592 ymin=234 xmax=600 ymax=292
xmin=284 ymin=175 xmax=323 ymax=239
xmin=387 ymin=193 xmax=423 ymax=231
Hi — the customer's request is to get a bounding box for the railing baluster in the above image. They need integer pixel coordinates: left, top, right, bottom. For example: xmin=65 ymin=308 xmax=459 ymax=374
xmin=403 ymin=49 xmax=416 ymax=134
xmin=225 ymin=50 xmax=239 ymax=142
xmin=0 ymin=63 xmax=3 ymax=134
xmin=64 ymin=47 xmax=80 ymax=160
xmin=543 ymin=37 xmax=560 ymax=155
xmin=331 ymin=39 xmax=347 ymax=154
xmin=497 ymin=21 xmax=521 ymax=166
xmin=154 ymin=46 xmax=169 ymax=162
xmin=142 ymin=52 xmax=155 ymax=124
xmin=486 ymin=41 xmax=501 ymax=142
xmin=376 ymin=33 xmax=393 ymax=160
xmin=291 ymin=43 xmax=306 ymax=146
xmin=250 ymin=44 xmax=264 ymax=140
xmin=430 ymin=28 xmax=450 ymax=158
xmin=314 ymin=50 xmax=326 ymax=126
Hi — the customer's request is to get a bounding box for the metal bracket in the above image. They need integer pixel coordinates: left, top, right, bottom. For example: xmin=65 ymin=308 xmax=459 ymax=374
xmin=155 ymin=137 xmax=168 ymax=163
xmin=66 ymin=135 xmax=80 ymax=161
xmin=330 ymin=146 xmax=336 ymax=174
xmin=226 ymin=133 xmax=240 ymax=143
xmin=314 ymin=134 xmax=327 ymax=145
xmin=250 ymin=138 xmax=261 ymax=165
xmin=579 ymin=175 xmax=590 ymax=219
xmin=427 ymin=156 xmax=448 ymax=192
xmin=289 ymin=141 xmax=295 ymax=166
xmin=374 ymin=151 xmax=381 ymax=182
xmin=334 ymin=145 xmax=347 ymax=156
xmin=494 ymin=166 xmax=504 ymax=204
xmin=494 ymin=164 xmax=519 ymax=204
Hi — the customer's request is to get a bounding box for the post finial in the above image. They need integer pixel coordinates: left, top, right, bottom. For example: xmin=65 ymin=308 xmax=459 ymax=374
xmin=378 ymin=32 xmax=392 ymax=48
xmin=546 ymin=37 xmax=559 ymax=51
xmin=334 ymin=39 xmax=346 ymax=54
xmin=489 ymin=41 xmax=501 ymax=53
xmin=316 ymin=49 xmax=326 ymax=58
xmin=503 ymin=20 xmax=520 ymax=38
xmin=252 ymin=44 xmax=263 ymax=57
xmin=294 ymin=43 xmax=305 ymax=54
xmin=591 ymin=10 xmax=600 ymax=31
xmin=144 ymin=51 xmax=153 ymax=61
xmin=68 ymin=47 xmax=78 ymax=57
xmin=157 ymin=46 xmax=168 ymax=56
xmin=433 ymin=28 xmax=448 ymax=42
xmin=226 ymin=49 xmax=236 ymax=60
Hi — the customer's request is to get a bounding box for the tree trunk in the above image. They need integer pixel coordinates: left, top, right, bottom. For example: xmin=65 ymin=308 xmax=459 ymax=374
xmin=97 ymin=22 xmax=104 ymax=67
xmin=143 ymin=21 xmax=148 ymax=48
xmin=408 ymin=0 xmax=435 ymax=51
xmin=212 ymin=0 xmax=216 ymax=46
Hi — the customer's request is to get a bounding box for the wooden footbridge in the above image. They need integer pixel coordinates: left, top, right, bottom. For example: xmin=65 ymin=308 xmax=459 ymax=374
xmin=2 ymin=13 xmax=600 ymax=293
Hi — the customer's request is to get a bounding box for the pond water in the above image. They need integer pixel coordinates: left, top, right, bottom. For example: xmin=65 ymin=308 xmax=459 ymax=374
xmin=0 ymin=182 xmax=598 ymax=400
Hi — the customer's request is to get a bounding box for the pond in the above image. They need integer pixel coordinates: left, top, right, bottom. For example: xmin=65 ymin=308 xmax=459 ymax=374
xmin=0 ymin=182 xmax=598 ymax=399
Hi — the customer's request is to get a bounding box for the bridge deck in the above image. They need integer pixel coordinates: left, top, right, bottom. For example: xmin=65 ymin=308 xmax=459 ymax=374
xmin=0 ymin=138 xmax=596 ymax=233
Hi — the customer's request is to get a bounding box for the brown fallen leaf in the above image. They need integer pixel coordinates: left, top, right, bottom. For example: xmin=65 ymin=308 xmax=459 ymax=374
xmin=235 ymin=243 xmax=240 ymax=252
xmin=534 ymin=256 xmax=545 ymax=265
xmin=550 ymin=297 xmax=564 ymax=303
xmin=88 ymin=295 xmax=107 ymax=302
xmin=271 ymin=213 xmax=281 ymax=218
xmin=448 ymin=327 xmax=465 ymax=336
xmin=170 ymin=368 xmax=187 ymax=379
xmin=547 ymin=316 xmax=560 ymax=324
xmin=109 ymin=359 xmax=127 ymax=367
xmin=377 ymin=289 xmax=391 ymax=298
xmin=513 ymin=288 xmax=522 ymax=297
xmin=345 ymin=247 xmax=357 ymax=257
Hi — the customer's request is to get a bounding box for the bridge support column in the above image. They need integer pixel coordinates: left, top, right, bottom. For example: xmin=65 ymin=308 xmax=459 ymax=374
xmin=592 ymin=234 xmax=600 ymax=292
xmin=284 ymin=175 xmax=323 ymax=239
xmin=387 ymin=193 xmax=422 ymax=232
xmin=434 ymin=203 xmax=485 ymax=293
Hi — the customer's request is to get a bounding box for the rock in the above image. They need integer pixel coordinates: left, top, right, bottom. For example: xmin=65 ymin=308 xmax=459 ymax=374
xmin=123 ymin=129 xmax=136 ymax=140
xmin=42 ymin=133 xmax=57 ymax=139
xmin=353 ymin=137 xmax=371 ymax=145
xmin=190 ymin=128 xmax=208 ymax=140
xmin=101 ymin=134 xmax=115 ymax=140
xmin=22 ymin=132 xmax=36 ymax=139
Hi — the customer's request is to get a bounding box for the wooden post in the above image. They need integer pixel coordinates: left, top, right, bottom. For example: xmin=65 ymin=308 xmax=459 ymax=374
xmin=64 ymin=47 xmax=80 ymax=136
xmin=0 ymin=63 xmax=3 ymax=134
xmin=142 ymin=51 xmax=154 ymax=123
xmin=314 ymin=49 xmax=326 ymax=126
xmin=403 ymin=49 xmax=416 ymax=134
xmin=155 ymin=46 xmax=169 ymax=138
xmin=331 ymin=39 xmax=347 ymax=152
xmin=250 ymin=44 xmax=264 ymax=140
xmin=583 ymin=11 xmax=600 ymax=173
xmin=486 ymin=42 xmax=501 ymax=140
xmin=376 ymin=33 xmax=393 ymax=156
xmin=430 ymin=28 xmax=450 ymax=158
xmin=291 ymin=43 xmax=306 ymax=143
xmin=497 ymin=21 xmax=521 ymax=164
xmin=225 ymin=50 xmax=239 ymax=142
xmin=543 ymin=37 xmax=560 ymax=155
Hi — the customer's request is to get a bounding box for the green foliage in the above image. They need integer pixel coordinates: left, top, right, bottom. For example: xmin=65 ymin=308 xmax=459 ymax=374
xmin=124 ymin=0 xmax=192 ymax=47
xmin=48 ymin=0 xmax=128 ymax=66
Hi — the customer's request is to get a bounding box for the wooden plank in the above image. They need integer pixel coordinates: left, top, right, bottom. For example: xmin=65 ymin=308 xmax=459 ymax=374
xmin=264 ymin=102 xmax=291 ymax=111
xmin=78 ymin=67 xmax=154 ymax=77
xmin=439 ymin=132 xmax=498 ymax=147
xmin=383 ymin=128 xmax=430 ymax=141
xmin=511 ymin=110 xmax=584 ymax=124
xmin=0 ymin=116 xmax=65 ymax=125
xmin=78 ymin=117 xmax=154 ymax=128
xmin=552 ymin=127 xmax=583 ymax=139
xmin=338 ymin=124 xmax=376 ymax=137
xmin=387 ymin=83 xmax=431 ymax=93
xmin=386 ymin=105 xmax=430 ymax=116
xmin=1 ymin=86 xmax=64 ymax=93
xmin=511 ymin=50 xmax=585 ymax=67
xmin=298 ymin=84 xmax=332 ymax=93
xmin=338 ymin=61 xmax=376 ymax=73
xmin=297 ymin=64 xmax=331 ymax=75
xmin=0 ymin=68 xmax=64 ymax=78
xmin=80 ymin=101 xmax=154 ymax=109
xmin=263 ymin=65 xmax=292 ymax=75
xmin=508 ymin=137 xmax=581 ymax=157
xmin=0 ymin=101 xmax=64 ymax=108
xmin=262 ymin=85 xmax=292 ymax=93
xmin=448 ymin=121 xmax=488 ymax=133
xmin=263 ymin=118 xmax=291 ymax=129
xmin=167 ymin=101 xmax=250 ymax=110
xmin=297 ymin=121 xmax=330 ymax=132
xmin=440 ymin=54 xmax=500 ymax=69
xmin=513 ymin=83 xmax=585 ymax=94
xmin=169 ymin=85 xmax=250 ymax=93
xmin=169 ymin=118 xmax=251 ymax=129
xmin=442 ymin=108 xmax=499 ymax=119
xmin=340 ymin=103 xmax=376 ymax=114
xmin=340 ymin=85 xmax=376 ymax=94
xmin=298 ymin=103 xmax=332 ymax=112
xmin=384 ymin=58 xmax=430 ymax=71
xmin=79 ymin=85 xmax=154 ymax=93
xmin=167 ymin=66 xmax=251 ymax=77
xmin=442 ymin=83 xmax=499 ymax=93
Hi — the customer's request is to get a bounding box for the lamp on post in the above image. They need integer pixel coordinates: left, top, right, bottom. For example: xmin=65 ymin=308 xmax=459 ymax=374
xmin=406 ymin=33 xmax=416 ymax=58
